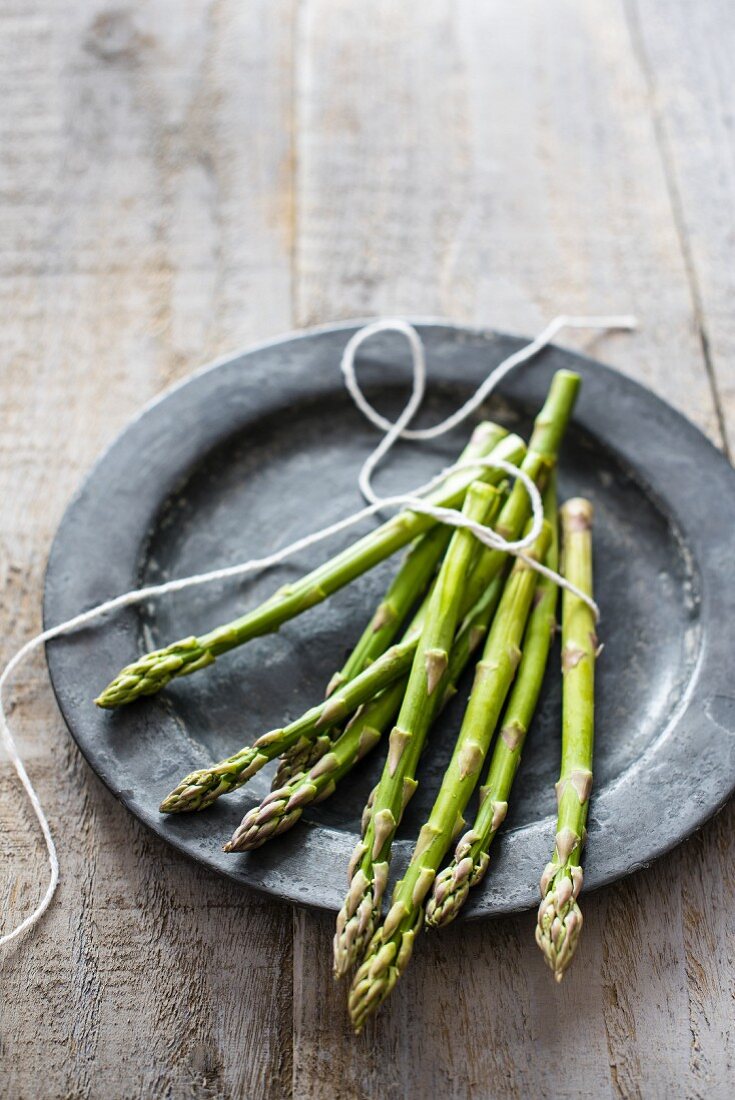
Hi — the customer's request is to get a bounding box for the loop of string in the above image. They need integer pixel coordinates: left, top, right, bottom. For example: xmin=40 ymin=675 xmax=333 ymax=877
xmin=340 ymin=314 xmax=636 ymax=591
xmin=0 ymin=312 xmax=635 ymax=949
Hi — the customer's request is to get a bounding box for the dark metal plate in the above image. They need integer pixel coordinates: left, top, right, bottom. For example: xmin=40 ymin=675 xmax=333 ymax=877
xmin=43 ymin=323 xmax=735 ymax=916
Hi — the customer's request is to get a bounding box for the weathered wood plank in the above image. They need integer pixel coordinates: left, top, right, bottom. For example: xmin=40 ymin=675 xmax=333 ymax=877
xmin=0 ymin=2 xmax=295 ymax=1098
xmin=623 ymin=3 xmax=735 ymax=1091
xmin=626 ymin=0 xmax=735 ymax=457
xmin=295 ymin=0 xmax=721 ymax=437
xmin=292 ymin=1 xmax=730 ymax=1097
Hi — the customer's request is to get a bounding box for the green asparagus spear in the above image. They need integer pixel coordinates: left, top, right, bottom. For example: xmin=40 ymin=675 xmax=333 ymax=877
xmin=425 ymin=475 xmax=560 ymax=927
xmin=536 ymin=497 xmax=596 ymax=982
xmin=274 ymin=424 xmax=508 ymax=787
xmin=347 ymin=523 xmax=550 ymax=1031
xmin=225 ymin=569 xmax=508 ymax=852
xmin=327 ymin=423 xmax=508 ymax=697
xmin=95 ymin=430 xmax=523 ymax=708
xmin=272 ymin=527 xmax=455 ymax=790
xmin=333 ymin=371 xmax=580 ymax=978
xmin=333 ymin=481 xmax=503 ymax=978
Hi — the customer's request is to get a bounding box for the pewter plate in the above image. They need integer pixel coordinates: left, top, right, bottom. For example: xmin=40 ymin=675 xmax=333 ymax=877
xmin=44 ymin=323 xmax=735 ymax=917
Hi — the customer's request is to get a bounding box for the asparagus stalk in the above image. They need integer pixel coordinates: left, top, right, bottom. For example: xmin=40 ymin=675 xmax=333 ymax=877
xmin=347 ymin=522 xmax=551 ymax=1031
xmin=327 ymin=423 xmax=509 ymax=697
xmin=270 ymin=531 xmax=447 ymax=791
xmin=333 ymin=481 xmax=503 ymax=978
xmin=226 ymin=569 xmax=508 ymax=852
xmin=333 ymin=371 xmax=580 ymax=977
xmin=274 ymin=425 xmax=508 ymax=787
xmin=536 ymin=497 xmax=596 ymax=982
xmin=416 ymin=368 xmax=578 ymax=640
xmin=95 ymin=429 xmax=523 ymax=708
xmin=160 ymin=486 xmax=507 ymax=814
xmin=425 ymin=475 xmax=559 ymax=927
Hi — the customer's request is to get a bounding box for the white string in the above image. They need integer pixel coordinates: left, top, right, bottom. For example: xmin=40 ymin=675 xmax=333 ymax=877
xmin=0 ymin=312 xmax=635 ymax=949
xmin=341 ymin=315 xmax=637 ymax=443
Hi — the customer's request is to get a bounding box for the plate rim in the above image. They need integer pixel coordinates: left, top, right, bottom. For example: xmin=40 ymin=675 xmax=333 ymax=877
xmin=43 ymin=319 xmax=735 ymax=917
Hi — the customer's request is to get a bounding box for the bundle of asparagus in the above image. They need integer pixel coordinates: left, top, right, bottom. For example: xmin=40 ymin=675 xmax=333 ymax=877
xmin=95 ymin=367 xmax=598 ymax=1031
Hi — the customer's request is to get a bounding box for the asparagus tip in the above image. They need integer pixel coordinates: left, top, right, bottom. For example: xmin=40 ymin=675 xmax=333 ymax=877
xmin=535 ymin=865 xmax=584 ymax=980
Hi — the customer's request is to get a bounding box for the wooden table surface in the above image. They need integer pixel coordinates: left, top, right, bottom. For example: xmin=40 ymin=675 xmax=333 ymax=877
xmin=1 ymin=2 xmax=733 ymax=1097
